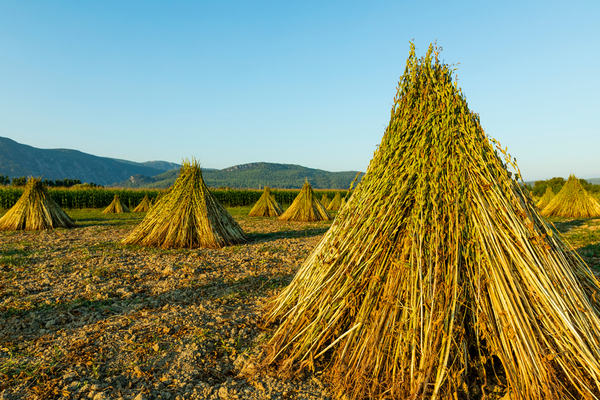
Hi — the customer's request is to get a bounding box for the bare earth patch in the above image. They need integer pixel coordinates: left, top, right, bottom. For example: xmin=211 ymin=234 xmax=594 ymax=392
xmin=0 ymin=210 xmax=334 ymax=400
xmin=2 ymin=210 xmax=599 ymax=399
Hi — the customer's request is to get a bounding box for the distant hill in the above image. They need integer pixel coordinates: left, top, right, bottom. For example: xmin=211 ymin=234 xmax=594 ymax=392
xmin=140 ymin=160 xmax=180 ymax=171
xmin=0 ymin=136 xmax=179 ymax=186
xmin=0 ymin=137 xmax=362 ymax=189
xmin=113 ymin=158 xmax=180 ymax=171
xmin=111 ymin=162 xmax=363 ymax=189
xmin=525 ymin=177 xmax=600 ymax=186
xmin=587 ymin=178 xmax=600 ymax=185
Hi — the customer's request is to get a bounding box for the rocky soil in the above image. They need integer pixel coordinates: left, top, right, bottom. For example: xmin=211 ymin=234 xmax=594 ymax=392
xmin=2 ymin=210 xmax=600 ymax=400
xmin=0 ymin=210 xmax=334 ymax=399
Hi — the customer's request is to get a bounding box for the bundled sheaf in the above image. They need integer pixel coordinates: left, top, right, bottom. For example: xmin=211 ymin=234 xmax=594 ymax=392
xmin=132 ymin=195 xmax=152 ymax=212
xmin=326 ymin=192 xmax=343 ymax=211
xmin=320 ymin=194 xmax=331 ymax=209
xmin=541 ymin=175 xmax=600 ymax=218
xmin=263 ymin=43 xmax=600 ymax=400
xmin=536 ymin=186 xmax=555 ymax=210
xmin=249 ymin=187 xmax=283 ymax=217
xmin=0 ymin=177 xmax=75 ymax=230
xmin=278 ymin=180 xmax=332 ymax=222
xmin=102 ymin=194 xmax=130 ymax=214
xmin=122 ymin=159 xmax=248 ymax=248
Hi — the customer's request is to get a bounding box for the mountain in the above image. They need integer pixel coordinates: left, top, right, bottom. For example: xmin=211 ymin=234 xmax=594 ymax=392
xmin=111 ymin=162 xmax=363 ymax=189
xmin=587 ymin=178 xmax=600 ymax=185
xmin=0 ymin=136 xmax=179 ymax=186
xmin=140 ymin=161 xmax=180 ymax=171
xmin=112 ymin=159 xmax=180 ymax=171
xmin=525 ymin=177 xmax=600 ymax=186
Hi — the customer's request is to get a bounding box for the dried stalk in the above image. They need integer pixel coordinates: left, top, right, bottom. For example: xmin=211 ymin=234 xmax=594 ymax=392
xmin=0 ymin=177 xmax=75 ymax=230
xmin=541 ymin=175 xmax=600 ymax=217
xmin=132 ymin=195 xmax=152 ymax=212
xmin=249 ymin=187 xmax=283 ymax=217
xmin=102 ymin=194 xmax=130 ymax=214
xmin=326 ymin=192 xmax=343 ymax=211
xmin=262 ymin=43 xmax=600 ymax=400
xmin=122 ymin=159 xmax=248 ymax=249
xmin=536 ymin=186 xmax=555 ymax=210
xmin=278 ymin=180 xmax=332 ymax=222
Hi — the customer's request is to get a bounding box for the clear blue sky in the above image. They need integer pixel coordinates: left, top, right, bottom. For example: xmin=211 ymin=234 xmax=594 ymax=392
xmin=1 ymin=1 xmax=598 ymax=181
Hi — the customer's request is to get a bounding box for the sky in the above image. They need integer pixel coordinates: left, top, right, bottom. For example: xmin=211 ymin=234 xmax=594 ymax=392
xmin=0 ymin=1 xmax=598 ymax=181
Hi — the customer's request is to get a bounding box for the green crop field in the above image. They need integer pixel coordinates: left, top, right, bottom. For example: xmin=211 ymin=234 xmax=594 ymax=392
xmin=0 ymin=187 xmax=349 ymax=210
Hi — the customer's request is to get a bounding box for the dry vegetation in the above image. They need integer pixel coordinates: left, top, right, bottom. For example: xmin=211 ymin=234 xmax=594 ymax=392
xmin=0 ymin=206 xmax=599 ymax=400
xmin=0 ymin=177 xmax=75 ymax=231
xmin=102 ymin=195 xmax=130 ymax=214
xmin=536 ymin=186 xmax=555 ymax=210
xmin=0 ymin=207 xmax=335 ymax=400
xmin=122 ymin=161 xmax=248 ymax=249
xmin=263 ymin=44 xmax=600 ymax=400
xmin=132 ymin=196 xmax=152 ymax=213
xmin=248 ymin=188 xmax=283 ymax=218
xmin=325 ymin=193 xmax=341 ymax=211
xmin=3 ymin=46 xmax=600 ymax=400
xmin=278 ymin=182 xmax=331 ymax=223
xmin=541 ymin=175 xmax=600 ymax=218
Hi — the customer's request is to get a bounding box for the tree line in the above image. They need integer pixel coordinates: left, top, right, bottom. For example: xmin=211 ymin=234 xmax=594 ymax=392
xmin=526 ymin=177 xmax=600 ymax=196
xmin=0 ymin=176 xmax=102 ymax=188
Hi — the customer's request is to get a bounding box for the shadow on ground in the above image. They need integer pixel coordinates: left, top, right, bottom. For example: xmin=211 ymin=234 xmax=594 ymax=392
xmin=248 ymin=227 xmax=330 ymax=243
xmin=577 ymin=243 xmax=600 ymax=271
xmin=547 ymin=218 xmax=589 ymax=234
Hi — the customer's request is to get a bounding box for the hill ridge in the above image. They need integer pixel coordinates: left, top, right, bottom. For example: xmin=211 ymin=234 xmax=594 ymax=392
xmin=0 ymin=136 xmax=179 ymax=185
xmin=0 ymin=137 xmax=363 ymax=189
xmin=111 ymin=162 xmax=363 ymax=189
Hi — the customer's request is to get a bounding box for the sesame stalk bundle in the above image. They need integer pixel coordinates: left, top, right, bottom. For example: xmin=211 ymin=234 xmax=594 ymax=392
xmin=132 ymin=195 xmax=152 ymax=212
xmin=541 ymin=175 xmax=600 ymax=217
xmin=0 ymin=177 xmax=75 ymax=230
xmin=122 ymin=159 xmax=248 ymax=248
xmin=326 ymin=192 xmax=343 ymax=211
xmin=536 ymin=186 xmax=555 ymax=210
xmin=249 ymin=187 xmax=283 ymax=217
xmin=278 ymin=180 xmax=332 ymax=222
xmin=102 ymin=194 xmax=130 ymax=214
xmin=262 ymin=44 xmax=600 ymax=400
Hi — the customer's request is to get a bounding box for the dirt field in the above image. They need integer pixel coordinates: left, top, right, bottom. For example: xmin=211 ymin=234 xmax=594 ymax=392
xmin=1 ymin=208 xmax=600 ymax=400
xmin=0 ymin=208 xmax=334 ymax=400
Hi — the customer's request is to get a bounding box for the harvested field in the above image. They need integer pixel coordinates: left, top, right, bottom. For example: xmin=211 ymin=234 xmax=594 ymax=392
xmin=1 ymin=207 xmax=599 ymax=399
xmin=547 ymin=216 xmax=600 ymax=272
xmin=0 ymin=207 xmax=334 ymax=400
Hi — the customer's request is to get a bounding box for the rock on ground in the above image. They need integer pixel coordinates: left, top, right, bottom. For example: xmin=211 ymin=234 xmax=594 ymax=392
xmin=0 ymin=212 xmax=334 ymax=399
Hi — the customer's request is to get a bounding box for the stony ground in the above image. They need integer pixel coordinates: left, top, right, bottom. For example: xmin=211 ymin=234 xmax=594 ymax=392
xmin=1 ymin=209 xmax=600 ymax=400
xmin=0 ymin=208 xmax=334 ymax=400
